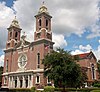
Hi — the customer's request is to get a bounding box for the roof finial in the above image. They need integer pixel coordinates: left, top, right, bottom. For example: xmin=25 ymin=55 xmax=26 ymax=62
xmin=42 ymin=1 xmax=45 ymax=5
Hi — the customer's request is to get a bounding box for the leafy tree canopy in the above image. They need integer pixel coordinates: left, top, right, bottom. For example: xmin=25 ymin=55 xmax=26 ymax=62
xmin=42 ymin=48 xmax=85 ymax=88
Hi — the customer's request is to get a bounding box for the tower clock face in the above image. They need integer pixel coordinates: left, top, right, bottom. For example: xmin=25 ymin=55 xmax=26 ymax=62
xmin=18 ymin=54 xmax=27 ymax=68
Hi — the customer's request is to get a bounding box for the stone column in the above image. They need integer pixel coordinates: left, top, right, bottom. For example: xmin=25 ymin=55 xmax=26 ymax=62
xmin=10 ymin=76 xmax=12 ymax=88
xmin=22 ymin=76 xmax=25 ymax=88
xmin=11 ymin=76 xmax=14 ymax=88
xmin=17 ymin=76 xmax=20 ymax=88
xmin=31 ymin=75 xmax=33 ymax=87
xmin=8 ymin=76 xmax=10 ymax=88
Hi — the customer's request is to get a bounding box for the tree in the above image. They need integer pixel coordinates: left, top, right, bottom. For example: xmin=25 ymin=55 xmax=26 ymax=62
xmin=0 ymin=66 xmax=3 ymax=87
xmin=42 ymin=48 xmax=85 ymax=90
xmin=0 ymin=66 xmax=3 ymax=81
xmin=77 ymin=67 xmax=88 ymax=88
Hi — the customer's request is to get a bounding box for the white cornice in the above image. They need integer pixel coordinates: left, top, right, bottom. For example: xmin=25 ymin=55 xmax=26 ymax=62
xmin=2 ymin=69 xmax=44 ymax=76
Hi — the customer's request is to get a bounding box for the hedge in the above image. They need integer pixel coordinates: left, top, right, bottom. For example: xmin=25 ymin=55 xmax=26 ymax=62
xmin=90 ymin=90 xmax=100 ymax=92
xmin=93 ymin=84 xmax=100 ymax=87
xmin=6 ymin=87 xmax=100 ymax=92
xmin=9 ymin=88 xmax=31 ymax=92
xmin=44 ymin=86 xmax=55 ymax=92
xmin=55 ymin=88 xmax=100 ymax=92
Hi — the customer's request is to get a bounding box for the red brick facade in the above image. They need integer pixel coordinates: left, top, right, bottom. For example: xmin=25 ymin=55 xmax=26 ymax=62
xmin=2 ymin=4 xmax=54 ymax=89
xmin=75 ymin=52 xmax=99 ymax=87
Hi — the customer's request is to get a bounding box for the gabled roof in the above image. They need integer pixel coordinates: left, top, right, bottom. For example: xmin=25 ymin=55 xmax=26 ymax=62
xmin=73 ymin=51 xmax=97 ymax=60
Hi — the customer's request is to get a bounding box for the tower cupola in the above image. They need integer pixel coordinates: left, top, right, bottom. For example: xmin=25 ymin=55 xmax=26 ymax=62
xmin=6 ymin=16 xmax=22 ymax=49
xmin=9 ymin=16 xmax=21 ymax=29
xmin=34 ymin=2 xmax=52 ymax=41
xmin=38 ymin=2 xmax=49 ymax=14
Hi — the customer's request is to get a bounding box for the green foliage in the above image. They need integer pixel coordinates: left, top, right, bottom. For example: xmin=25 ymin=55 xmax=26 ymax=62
xmin=93 ymin=84 xmax=100 ymax=87
xmin=92 ymin=80 xmax=100 ymax=88
xmin=55 ymin=88 xmax=100 ymax=92
xmin=77 ymin=67 xmax=88 ymax=88
xmin=42 ymin=48 xmax=86 ymax=88
xmin=0 ymin=66 xmax=3 ymax=82
xmin=31 ymin=87 xmax=36 ymax=92
xmin=36 ymin=90 xmax=43 ymax=92
xmin=90 ymin=90 xmax=100 ymax=92
xmin=9 ymin=88 xmax=31 ymax=92
xmin=44 ymin=86 xmax=55 ymax=92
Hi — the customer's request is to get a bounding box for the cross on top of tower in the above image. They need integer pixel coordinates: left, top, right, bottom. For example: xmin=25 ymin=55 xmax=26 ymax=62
xmin=42 ymin=1 xmax=45 ymax=5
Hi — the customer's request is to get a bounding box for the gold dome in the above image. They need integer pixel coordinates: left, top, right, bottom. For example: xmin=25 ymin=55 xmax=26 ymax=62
xmin=38 ymin=2 xmax=49 ymax=14
xmin=10 ymin=16 xmax=20 ymax=28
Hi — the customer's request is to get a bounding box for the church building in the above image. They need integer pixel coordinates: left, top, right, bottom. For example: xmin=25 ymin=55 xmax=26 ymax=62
xmin=2 ymin=3 xmax=54 ymax=89
xmin=2 ymin=3 xmax=99 ymax=89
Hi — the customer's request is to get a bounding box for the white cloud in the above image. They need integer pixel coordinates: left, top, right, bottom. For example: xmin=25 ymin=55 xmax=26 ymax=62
xmin=71 ymin=50 xmax=85 ymax=55
xmin=79 ymin=44 xmax=92 ymax=51
xmin=87 ymin=24 xmax=100 ymax=39
xmin=71 ymin=44 xmax=100 ymax=61
xmin=71 ymin=44 xmax=92 ymax=55
xmin=0 ymin=2 xmax=15 ymax=49
xmin=0 ymin=55 xmax=4 ymax=66
xmin=51 ymin=0 xmax=99 ymax=37
xmin=53 ymin=33 xmax=67 ymax=49
xmin=94 ymin=45 xmax=100 ymax=60
xmin=0 ymin=2 xmax=15 ymax=28
xmin=99 ymin=40 xmax=100 ymax=43
xmin=12 ymin=0 xmax=99 ymax=41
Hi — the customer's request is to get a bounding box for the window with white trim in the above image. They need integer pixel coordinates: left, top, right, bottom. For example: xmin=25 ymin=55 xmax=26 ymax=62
xmin=47 ymin=76 xmax=51 ymax=84
xmin=36 ymin=76 xmax=40 ymax=84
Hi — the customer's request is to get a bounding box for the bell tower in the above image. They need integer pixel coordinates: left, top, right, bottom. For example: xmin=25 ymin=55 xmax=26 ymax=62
xmin=6 ymin=16 xmax=22 ymax=49
xmin=34 ymin=2 xmax=52 ymax=41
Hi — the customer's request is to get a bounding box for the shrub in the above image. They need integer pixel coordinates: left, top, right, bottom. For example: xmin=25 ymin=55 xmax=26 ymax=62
xmin=44 ymin=86 xmax=55 ymax=92
xmin=55 ymin=88 xmax=100 ymax=92
xmin=31 ymin=87 xmax=36 ymax=92
xmin=93 ymin=83 xmax=100 ymax=87
xmin=9 ymin=88 xmax=31 ymax=92
xmin=90 ymin=90 xmax=100 ymax=92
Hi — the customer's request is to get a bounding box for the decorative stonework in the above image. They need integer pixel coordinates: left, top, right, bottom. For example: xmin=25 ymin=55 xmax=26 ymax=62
xmin=18 ymin=54 xmax=27 ymax=69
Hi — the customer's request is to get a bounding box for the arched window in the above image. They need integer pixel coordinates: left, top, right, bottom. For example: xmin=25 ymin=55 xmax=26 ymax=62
xmin=39 ymin=19 xmax=41 ymax=26
xmin=15 ymin=32 xmax=18 ymax=37
xmin=37 ymin=53 xmax=40 ymax=68
xmin=91 ymin=64 xmax=95 ymax=79
xmin=10 ymin=32 xmax=12 ymax=37
xmin=36 ymin=76 xmax=40 ymax=84
xmin=46 ymin=19 xmax=48 ymax=26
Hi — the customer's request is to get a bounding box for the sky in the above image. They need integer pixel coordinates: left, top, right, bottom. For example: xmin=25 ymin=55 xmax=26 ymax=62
xmin=0 ymin=0 xmax=100 ymax=66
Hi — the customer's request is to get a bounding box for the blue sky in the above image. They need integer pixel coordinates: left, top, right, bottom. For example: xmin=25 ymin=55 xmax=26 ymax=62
xmin=3 ymin=0 xmax=15 ymax=7
xmin=0 ymin=0 xmax=100 ymax=66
